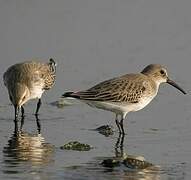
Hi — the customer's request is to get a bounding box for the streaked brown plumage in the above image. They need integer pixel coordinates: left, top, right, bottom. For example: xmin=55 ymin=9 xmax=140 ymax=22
xmin=3 ymin=59 xmax=56 ymax=132
xmin=63 ymin=64 xmax=186 ymax=134
xmin=70 ymin=74 xmax=156 ymax=103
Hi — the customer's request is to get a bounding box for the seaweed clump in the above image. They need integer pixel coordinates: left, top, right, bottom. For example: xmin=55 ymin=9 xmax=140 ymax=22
xmin=60 ymin=141 xmax=93 ymax=151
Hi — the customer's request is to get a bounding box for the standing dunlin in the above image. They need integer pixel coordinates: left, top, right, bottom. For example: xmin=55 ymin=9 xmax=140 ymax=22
xmin=3 ymin=59 xmax=56 ymax=131
xmin=62 ymin=64 xmax=186 ymax=134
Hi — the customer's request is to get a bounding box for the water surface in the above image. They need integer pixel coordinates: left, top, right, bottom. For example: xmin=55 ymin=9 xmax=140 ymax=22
xmin=1 ymin=0 xmax=191 ymax=179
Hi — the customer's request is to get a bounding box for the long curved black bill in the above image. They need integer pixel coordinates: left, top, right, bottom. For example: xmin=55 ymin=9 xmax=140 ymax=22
xmin=167 ymin=79 xmax=187 ymax=94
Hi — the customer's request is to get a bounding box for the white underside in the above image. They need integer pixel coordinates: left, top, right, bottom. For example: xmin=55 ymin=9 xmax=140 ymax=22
xmin=29 ymin=85 xmax=44 ymax=99
xmin=81 ymin=95 xmax=156 ymax=118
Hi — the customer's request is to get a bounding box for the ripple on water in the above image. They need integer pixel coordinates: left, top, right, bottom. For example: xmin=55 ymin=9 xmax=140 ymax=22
xmin=2 ymin=131 xmax=54 ymax=176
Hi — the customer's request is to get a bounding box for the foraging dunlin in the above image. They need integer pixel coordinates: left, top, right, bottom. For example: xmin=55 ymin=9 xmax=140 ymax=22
xmin=3 ymin=59 xmax=56 ymax=130
xmin=62 ymin=64 xmax=186 ymax=134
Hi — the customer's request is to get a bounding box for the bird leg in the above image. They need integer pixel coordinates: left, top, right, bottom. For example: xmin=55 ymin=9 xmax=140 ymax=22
xmin=20 ymin=116 xmax=24 ymax=131
xmin=14 ymin=105 xmax=19 ymax=133
xmin=115 ymin=115 xmax=122 ymax=134
xmin=115 ymin=133 xmax=125 ymax=157
xmin=20 ymin=106 xmax=25 ymax=131
xmin=35 ymin=99 xmax=42 ymax=115
xmin=21 ymin=106 xmax=25 ymax=117
xmin=35 ymin=114 xmax=41 ymax=134
xmin=119 ymin=116 xmax=125 ymax=135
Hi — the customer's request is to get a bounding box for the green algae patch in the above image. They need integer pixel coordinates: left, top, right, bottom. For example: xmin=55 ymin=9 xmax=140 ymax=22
xmin=123 ymin=156 xmax=153 ymax=169
xmin=95 ymin=125 xmax=114 ymax=136
xmin=101 ymin=154 xmax=153 ymax=170
xmin=60 ymin=141 xmax=93 ymax=151
xmin=101 ymin=159 xmax=121 ymax=168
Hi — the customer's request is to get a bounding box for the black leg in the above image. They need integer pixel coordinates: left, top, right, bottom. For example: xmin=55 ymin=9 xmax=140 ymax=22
xmin=115 ymin=132 xmax=125 ymax=148
xmin=21 ymin=106 xmax=25 ymax=117
xmin=35 ymin=99 xmax=42 ymax=115
xmin=119 ymin=117 xmax=125 ymax=135
xmin=19 ymin=106 xmax=25 ymax=131
xmin=115 ymin=115 xmax=121 ymax=134
xmin=115 ymin=132 xmax=121 ymax=148
xmin=20 ymin=114 xmax=25 ymax=131
xmin=14 ymin=105 xmax=19 ymax=133
xmin=115 ymin=133 xmax=125 ymax=158
xmin=120 ymin=132 xmax=125 ymax=147
xmin=35 ymin=114 xmax=41 ymax=134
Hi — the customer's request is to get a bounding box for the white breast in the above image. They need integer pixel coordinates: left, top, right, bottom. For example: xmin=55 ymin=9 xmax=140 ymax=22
xmin=128 ymin=95 xmax=156 ymax=112
xmin=30 ymin=85 xmax=45 ymax=99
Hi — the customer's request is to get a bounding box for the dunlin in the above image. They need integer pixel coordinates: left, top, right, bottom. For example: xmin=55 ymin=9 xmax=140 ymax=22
xmin=3 ymin=59 xmax=56 ymax=131
xmin=62 ymin=64 xmax=186 ymax=134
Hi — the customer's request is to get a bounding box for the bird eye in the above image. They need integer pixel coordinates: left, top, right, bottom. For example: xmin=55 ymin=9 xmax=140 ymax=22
xmin=160 ymin=70 xmax=165 ymax=75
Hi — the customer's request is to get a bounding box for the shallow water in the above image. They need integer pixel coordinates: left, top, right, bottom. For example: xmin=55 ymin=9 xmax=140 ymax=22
xmin=1 ymin=101 xmax=191 ymax=180
xmin=1 ymin=0 xmax=191 ymax=179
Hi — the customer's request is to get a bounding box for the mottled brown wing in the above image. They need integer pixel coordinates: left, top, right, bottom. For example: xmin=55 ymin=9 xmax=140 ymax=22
xmin=73 ymin=74 xmax=148 ymax=103
xmin=3 ymin=63 xmax=26 ymax=87
xmin=3 ymin=61 xmax=56 ymax=90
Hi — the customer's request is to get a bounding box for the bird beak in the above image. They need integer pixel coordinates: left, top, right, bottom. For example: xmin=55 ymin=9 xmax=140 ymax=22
xmin=167 ymin=78 xmax=187 ymax=94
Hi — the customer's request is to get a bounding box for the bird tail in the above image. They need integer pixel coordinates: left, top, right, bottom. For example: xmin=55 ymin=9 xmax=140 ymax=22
xmin=62 ymin=91 xmax=79 ymax=98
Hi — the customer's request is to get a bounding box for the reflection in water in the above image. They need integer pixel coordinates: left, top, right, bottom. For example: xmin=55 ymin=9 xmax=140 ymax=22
xmin=102 ymin=134 xmax=160 ymax=180
xmin=115 ymin=133 xmax=125 ymax=158
xmin=65 ymin=134 xmax=160 ymax=180
xmin=3 ymin=131 xmax=54 ymax=170
xmin=17 ymin=114 xmax=41 ymax=134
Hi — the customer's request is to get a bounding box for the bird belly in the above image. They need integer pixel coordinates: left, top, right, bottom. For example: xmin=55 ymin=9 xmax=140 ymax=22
xmin=30 ymin=85 xmax=44 ymax=99
xmin=82 ymin=100 xmax=130 ymax=115
xmin=130 ymin=95 xmax=156 ymax=112
xmin=82 ymin=95 xmax=156 ymax=115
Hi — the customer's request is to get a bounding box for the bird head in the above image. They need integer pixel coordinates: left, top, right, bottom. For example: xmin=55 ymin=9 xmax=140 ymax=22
xmin=141 ymin=64 xmax=186 ymax=94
